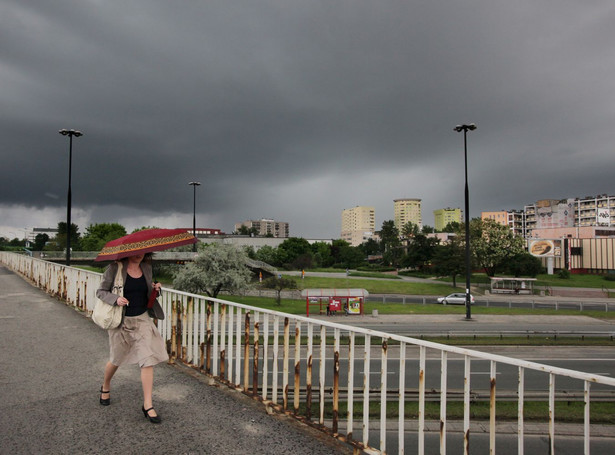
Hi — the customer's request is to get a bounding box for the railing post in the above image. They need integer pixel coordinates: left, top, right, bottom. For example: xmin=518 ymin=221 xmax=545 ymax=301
xmin=294 ymin=322 xmax=301 ymax=414
xmin=362 ymin=334 xmax=371 ymax=448
xmin=306 ymin=323 xmax=314 ymax=420
xmin=518 ymin=367 xmax=525 ymax=455
xmin=380 ymin=338 xmax=388 ymax=453
xmin=440 ymin=351 xmax=448 ymax=455
xmin=489 ymin=361 xmax=496 ymax=454
xmin=549 ymin=373 xmax=555 ymax=454
xmin=464 ymin=355 xmax=471 ymax=455
xmin=347 ymin=332 xmax=355 ymax=440
xmin=418 ymin=345 xmax=426 ymax=455
xmin=398 ymin=342 xmax=406 ymax=454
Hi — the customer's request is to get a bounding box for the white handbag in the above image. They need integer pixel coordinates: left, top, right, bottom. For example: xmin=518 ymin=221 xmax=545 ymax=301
xmin=92 ymin=262 xmax=124 ymax=330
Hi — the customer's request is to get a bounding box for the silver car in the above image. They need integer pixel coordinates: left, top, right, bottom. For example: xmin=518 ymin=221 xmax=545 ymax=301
xmin=437 ymin=293 xmax=475 ymax=305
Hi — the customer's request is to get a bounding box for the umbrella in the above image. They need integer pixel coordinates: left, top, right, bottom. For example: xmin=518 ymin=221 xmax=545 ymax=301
xmin=94 ymin=228 xmax=198 ymax=262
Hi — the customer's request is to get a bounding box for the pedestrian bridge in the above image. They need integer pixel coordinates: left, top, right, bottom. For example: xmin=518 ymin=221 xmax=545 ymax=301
xmin=2 ymin=251 xmax=614 ymax=454
xmin=36 ymin=250 xmax=278 ymax=275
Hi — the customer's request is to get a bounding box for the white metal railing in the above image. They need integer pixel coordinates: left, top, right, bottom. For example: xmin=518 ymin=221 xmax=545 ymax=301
xmin=2 ymin=252 xmax=615 ymax=454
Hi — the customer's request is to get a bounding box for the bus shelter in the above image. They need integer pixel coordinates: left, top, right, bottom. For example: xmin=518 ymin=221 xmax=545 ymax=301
xmin=490 ymin=277 xmax=536 ymax=295
xmin=301 ymin=288 xmax=369 ymax=317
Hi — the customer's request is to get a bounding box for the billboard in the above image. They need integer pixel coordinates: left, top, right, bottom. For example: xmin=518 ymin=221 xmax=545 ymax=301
xmin=597 ymin=207 xmax=610 ymax=226
xmin=529 ymin=239 xmax=562 ymax=257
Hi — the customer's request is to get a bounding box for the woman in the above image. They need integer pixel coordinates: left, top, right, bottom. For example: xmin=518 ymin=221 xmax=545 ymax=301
xmin=96 ymin=253 xmax=168 ymax=423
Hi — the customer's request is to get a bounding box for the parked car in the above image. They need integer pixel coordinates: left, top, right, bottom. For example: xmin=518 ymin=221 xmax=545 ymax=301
xmin=437 ymin=293 xmax=475 ymax=305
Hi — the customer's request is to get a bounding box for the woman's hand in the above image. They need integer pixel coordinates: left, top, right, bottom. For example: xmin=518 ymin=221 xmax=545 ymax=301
xmin=116 ymin=297 xmax=129 ymax=306
xmin=153 ymin=281 xmax=161 ymax=292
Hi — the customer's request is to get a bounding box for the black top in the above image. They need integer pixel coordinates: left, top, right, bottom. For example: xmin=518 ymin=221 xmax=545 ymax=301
xmin=123 ymin=274 xmax=148 ymax=317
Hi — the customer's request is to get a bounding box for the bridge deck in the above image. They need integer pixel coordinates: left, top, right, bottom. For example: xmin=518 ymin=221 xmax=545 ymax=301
xmin=0 ymin=266 xmax=349 ymax=454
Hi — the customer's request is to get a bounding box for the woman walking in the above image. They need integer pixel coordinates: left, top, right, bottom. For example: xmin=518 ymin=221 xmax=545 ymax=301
xmin=96 ymin=253 xmax=168 ymax=423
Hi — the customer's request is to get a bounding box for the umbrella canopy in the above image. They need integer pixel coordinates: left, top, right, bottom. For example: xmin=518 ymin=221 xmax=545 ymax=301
xmin=95 ymin=228 xmax=198 ymax=262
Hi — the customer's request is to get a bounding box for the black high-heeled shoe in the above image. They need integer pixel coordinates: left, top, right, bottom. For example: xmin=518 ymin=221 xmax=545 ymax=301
xmin=142 ymin=406 xmax=161 ymax=423
xmin=99 ymin=387 xmax=110 ymax=406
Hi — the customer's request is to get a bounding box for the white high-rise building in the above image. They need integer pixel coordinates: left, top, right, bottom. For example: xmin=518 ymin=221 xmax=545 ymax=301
xmin=341 ymin=206 xmax=375 ymax=246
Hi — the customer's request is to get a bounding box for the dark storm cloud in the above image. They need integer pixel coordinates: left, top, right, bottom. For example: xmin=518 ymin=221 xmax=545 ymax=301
xmin=1 ymin=0 xmax=614 ymax=237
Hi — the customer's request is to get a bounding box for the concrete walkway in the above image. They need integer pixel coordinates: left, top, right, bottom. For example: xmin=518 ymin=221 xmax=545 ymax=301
xmin=0 ymin=266 xmax=352 ymax=455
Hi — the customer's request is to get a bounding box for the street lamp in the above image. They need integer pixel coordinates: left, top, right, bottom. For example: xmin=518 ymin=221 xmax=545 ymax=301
xmin=188 ymin=181 xmax=201 ymax=252
xmin=454 ymin=123 xmax=477 ymax=320
xmin=59 ymin=129 xmax=83 ymax=266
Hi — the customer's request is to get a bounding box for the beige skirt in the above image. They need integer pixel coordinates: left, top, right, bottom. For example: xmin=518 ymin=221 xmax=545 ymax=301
xmin=108 ymin=312 xmax=169 ymax=367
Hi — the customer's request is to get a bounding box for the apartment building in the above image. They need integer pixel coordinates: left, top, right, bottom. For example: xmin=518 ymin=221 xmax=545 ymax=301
xmin=394 ymin=198 xmax=422 ymax=231
xmin=481 ymin=210 xmax=524 ymax=237
xmin=234 ymin=219 xmax=289 ymax=238
xmin=433 ymin=208 xmax=462 ymax=231
xmin=523 ymin=195 xmax=615 ymax=238
xmin=341 ymin=206 xmax=375 ymax=246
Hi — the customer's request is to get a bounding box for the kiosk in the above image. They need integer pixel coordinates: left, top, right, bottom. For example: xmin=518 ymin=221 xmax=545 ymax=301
xmin=301 ymin=288 xmax=369 ymax=317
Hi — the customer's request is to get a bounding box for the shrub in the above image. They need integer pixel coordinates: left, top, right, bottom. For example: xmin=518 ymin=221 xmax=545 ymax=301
xmin=557 ymin=269 xmax=571 ymax=279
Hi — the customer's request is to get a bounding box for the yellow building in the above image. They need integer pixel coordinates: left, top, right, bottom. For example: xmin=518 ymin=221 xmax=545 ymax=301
xmin=341 ymin=206 xmax=375 ymax=246
xmin=433 ymin=208 xmax=461 ymax=231
xmin=394 ymin=198 xmax=422 ymax=231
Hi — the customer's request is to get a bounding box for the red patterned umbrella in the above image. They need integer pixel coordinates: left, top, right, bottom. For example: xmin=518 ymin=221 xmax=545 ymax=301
xmin=94 ymin=228 xmax=197 ymax=262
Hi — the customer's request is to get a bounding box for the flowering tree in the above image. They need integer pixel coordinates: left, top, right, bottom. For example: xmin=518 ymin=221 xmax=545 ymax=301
xmin=173 ymin=243 xmax=252 ymax=298
xmin=470 ymin=218 xmax=525 ymax=276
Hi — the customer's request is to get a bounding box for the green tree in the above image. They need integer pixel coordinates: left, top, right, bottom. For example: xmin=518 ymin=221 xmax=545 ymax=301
xmin=378 ymin=220 xmax=401 ymax=266
xmin=311 ymin=241 xmax=334 ymax=268
xmin=432 ymin=236 xmax=465 ymax=286
xmin=55 ymin=222 xmax=81 ymax=251
xmin=261 ymin=276 xmax=298 ymax=305
xmin=401 ymin=221 xmax=420 ymax=238
xmin=277 ymin=237 xmax=313 ymax=268
xmin=236 ymin=225 xmax=258 ymax=236
xmin=506 ymin=253 xmax=544 ymax=277
xmin=132 ymin=226 xmax=159 ymax=233
xmin=254 ymin=245 xmax=278 ymax=266
xmin=358 ymin=238 xmax=381 ymax=257
xmin=172 ymin=243 xmax=252 ymax=298
xmin=442 ymin=222 xmax=461 ymax=233
xmin=80 ymin=223 xmax=127 ymax=251
xmin=470 ymin=219 xmax=525 ymax=276
xmin=33 ymin=233 xmax=50 ymax=251
xmin=421 ymin=225 xmax=435 ymax=234
xmin=401 ymin=233 xmax=439 ymax=272
xmin=338 ymin=245 xmax=365 ymax=268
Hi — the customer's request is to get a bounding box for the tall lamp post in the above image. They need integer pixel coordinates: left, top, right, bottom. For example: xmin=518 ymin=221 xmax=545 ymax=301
xmin=454 ymin=123 xmax=477 ymax=320
xmin=188 ymin=181 xmax=201 ymax=252
xmin=59 ymin=129 xmax=83 ymax=266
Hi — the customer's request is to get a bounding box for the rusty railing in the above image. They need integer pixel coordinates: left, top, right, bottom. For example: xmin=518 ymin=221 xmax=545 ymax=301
xmin=2 ymin=252 xmax=615 ymax=454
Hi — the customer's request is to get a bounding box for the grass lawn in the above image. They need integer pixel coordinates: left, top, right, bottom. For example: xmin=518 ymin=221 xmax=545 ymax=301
xmin=226 ymin=295 xmax=615 ymax=320
xmin=437 ymin=272 xmax=615 ymax=289
xmin=286 ymin=275 xmax=457 ymax=295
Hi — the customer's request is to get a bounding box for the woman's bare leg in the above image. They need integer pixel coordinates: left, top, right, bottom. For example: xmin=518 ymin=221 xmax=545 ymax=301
xmin=101 ymin=361 xmax=118 ymax=399
xmin=141 ymin=366 xmax=157 ymax=416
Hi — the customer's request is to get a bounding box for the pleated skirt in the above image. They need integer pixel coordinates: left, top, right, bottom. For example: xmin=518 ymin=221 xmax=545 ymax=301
xmin=108 ymin=312 xmax=169 ymax=368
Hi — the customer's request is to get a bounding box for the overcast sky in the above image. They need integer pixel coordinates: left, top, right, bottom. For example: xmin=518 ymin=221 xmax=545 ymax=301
xmin=1 ymin=0 xmax=614 ymax=240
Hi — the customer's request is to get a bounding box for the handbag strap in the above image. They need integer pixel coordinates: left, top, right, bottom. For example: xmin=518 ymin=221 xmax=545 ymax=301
xmin=112 ymin=262 xmax=124 ymax=294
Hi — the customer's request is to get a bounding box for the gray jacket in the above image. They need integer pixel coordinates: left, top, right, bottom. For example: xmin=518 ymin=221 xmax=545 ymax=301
xmin=96 ymin=260 xmax=164 ymax=320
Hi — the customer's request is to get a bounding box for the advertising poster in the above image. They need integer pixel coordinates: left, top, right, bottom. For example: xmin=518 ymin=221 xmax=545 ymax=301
xmin=529 ymin=239 xmax=562 ymax=257
xmin=328 ymin=298 xmax=341 ymax=312
xmin=347 ymin=297 xmax=361 ymax=314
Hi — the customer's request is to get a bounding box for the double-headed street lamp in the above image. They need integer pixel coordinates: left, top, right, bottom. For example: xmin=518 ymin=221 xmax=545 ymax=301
xmin=454 ymin=123 xmax=477 ymax=320
xmin=59 ymin=129 xmax=83 ymax=266
xmin=188 ymin=182 xmax=201 ymax=252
